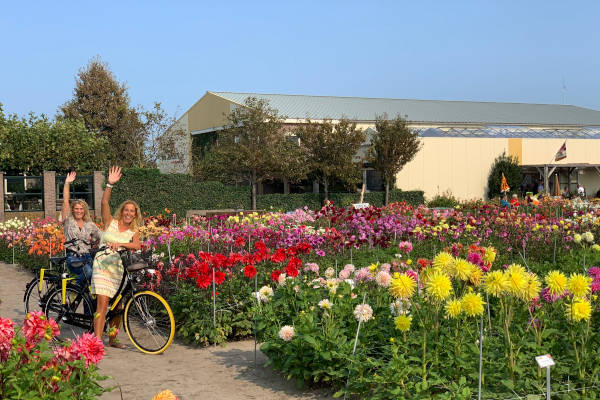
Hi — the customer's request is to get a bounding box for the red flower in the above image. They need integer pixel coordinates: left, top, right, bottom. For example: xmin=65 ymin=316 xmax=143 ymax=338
xmin=243 ymin=265 xmax=257 ymax=279
xmin=254 ymin=241 xmax=268 ymax=255
xmin=285 ymin=265 xmax=299 ymax=278
xmin=271 ymin=248 xmax=286 ymax=263
xmin=234 ymin=237 xmax=246 ymax=247
xmin=214 ymin=271 xmax=226 ymax=285
xmin=271 ymin=269 xmax=283 ymax=283
xmin=287 ymin=257 xmax=302 ymax=269
xmin=22 ymin=311 xmax=59 ymax=349
xmin=196 ymin=274 xmax=211 ymax=289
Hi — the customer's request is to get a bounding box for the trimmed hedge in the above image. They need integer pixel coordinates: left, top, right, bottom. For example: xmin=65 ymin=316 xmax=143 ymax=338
xmin=258 ymin=190 xmax=424 ymax=211
xmin=109 ymin=168 xmax=424 ymax=215
xmin=110 ymin=169 xmax=250 ymax=216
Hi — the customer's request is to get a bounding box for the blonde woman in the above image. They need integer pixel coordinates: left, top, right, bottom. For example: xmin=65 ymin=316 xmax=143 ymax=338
xmin=61 ymin=171 xmax=102 ymax=288
xmin=92 ymin=166 xmax=142 ymax=348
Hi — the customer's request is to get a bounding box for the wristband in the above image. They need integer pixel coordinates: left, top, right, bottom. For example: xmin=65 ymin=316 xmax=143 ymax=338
xmin=106 ymin=183 xmax=114 ymax=188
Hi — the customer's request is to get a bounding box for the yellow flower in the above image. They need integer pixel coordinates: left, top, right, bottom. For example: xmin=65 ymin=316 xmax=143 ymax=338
xmin=461 ymin=292 xmax=485 ymax=317
xmin=505 ymin=267 xmax=527 ymax=297
xmin=483 ymin=270 xmax=508 ymax=297
xmin=153 ymin=389 xmax=178 ymax=400
xmin=433 ymin=252 xmax=454 ymax=272
xmin=521 ymin=273 xmax=541 ymax=302
xmin=484 ymin=247 xmax=496 ymax=264
xmin=451 ymin=259 xmax=475 ymax=281
xmin=470 ymin=268 xmax=483 ymax=287
xmin=394 ymin=315 xmax=412 ymax=332
xmin=565 ymin=299 xmax=592 ymax=322
xmin=545 ymin=270 xmax=567 ymax=296
xmin=567 ymin=273 xmax=592 ymax=298
xmin=389 ymin=274 xmax=416 ymax=299
xmin=445 ymin=298 xmax=462 ymax=318
xmin=425 ymin=271 xmax=453 ymax=301
xmin=573 ymin=234 xmax=582 ymax=244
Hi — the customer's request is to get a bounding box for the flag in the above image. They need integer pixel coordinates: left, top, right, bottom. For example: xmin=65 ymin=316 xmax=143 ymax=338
xmin=555 ymin=141 xmax=567 ymax=161
xmin=500 ymin=173 xmax=510 ymax=193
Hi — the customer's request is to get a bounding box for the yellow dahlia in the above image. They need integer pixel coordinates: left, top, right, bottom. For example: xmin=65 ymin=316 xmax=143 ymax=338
xmin=389 ymin=274 xmax=416 ymax=299
xmin=433 ymin=252 xmax=454 ymax=272
xmin=484 ymin=247 xmax=496 ymax=264
xmin=470 ymin=267 xmax=483 ymax=286
xmin=545 ymin=270 xmax=567 ymax=296
xmin=505 ymin=268 xmax=527 ymax=297
xmin=566 ymin=299 xmax=592 ymax=322
xmin=394 ymin=315 xmax=412 ymax=332
xmin=567 ymin=273 xmax=592 ymax=298
xmin=483 ymin=270 xmax=508 ymax=297
xmin=445 ymin=298 xmax=462 ymax=318
xmin=461 ymin=292 xmax=485 ymax=317
xmin=452 ymin=259 xmax=475 ymax=281
xmin=153 ymin=390 xmax=178 ymax=400
xmin=425 ymin=271 xmax=453 ymax=301
xmin=521 ymin=272 xmax=541 ymax=302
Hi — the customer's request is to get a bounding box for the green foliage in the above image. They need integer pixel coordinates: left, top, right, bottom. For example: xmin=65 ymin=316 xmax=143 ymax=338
xmin=257 ymin=190 xmax=425 ymax=211
xmin=0 ymin=242 xmax=48 ymax=270
xmin=427 ymin=191 xmax=460 ymax=208
xmin=0 ymin=105 xmax=109 ymax=174
xmin=108 ymin=168 xmax=250 ymax=216
xmin=368 ymin=114 xmax=422 ymax=205
xmin=295 ymin=119 xmax=366 ymax=201
xmin=487 ymin=152 xmax=523 ymax=199
xmin=0 ymin=326 xmax=108 ymax=399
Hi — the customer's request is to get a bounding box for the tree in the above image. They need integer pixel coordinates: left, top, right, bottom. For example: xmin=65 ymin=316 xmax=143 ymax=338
xmin=205 ymin=97 xmax=303 ymax=209
xmin=139 ymin=102 xmax=188 ymax=168
xmin=487 ymin=152 xmax=522 ymax=199
xmin=295 ymin=119 xmax=365 ymax=201
xmin=367 ymin=114 xmax=422 ymax=205
xmin=60 ymin=56 xmax=144 ymax=166
xmin=0 ymin=105 xmax=109 ymax=174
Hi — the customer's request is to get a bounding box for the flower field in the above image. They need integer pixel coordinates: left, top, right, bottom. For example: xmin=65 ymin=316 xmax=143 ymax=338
xmin=2 ymin=198 xmax=600 ymax=397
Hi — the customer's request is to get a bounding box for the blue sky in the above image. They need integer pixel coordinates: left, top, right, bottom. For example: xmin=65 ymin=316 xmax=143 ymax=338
xmin=1 ymin=1 xmax=599 ymax=119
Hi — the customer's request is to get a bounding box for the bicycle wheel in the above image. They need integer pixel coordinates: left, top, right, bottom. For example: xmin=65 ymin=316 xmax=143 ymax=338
xmin=44 ymin=285 xmax=94 ymax=341
xmin=124 ymin=291 xmax=175 ymax=354
xmin=24 ymin=276 xmax=55 ymax=314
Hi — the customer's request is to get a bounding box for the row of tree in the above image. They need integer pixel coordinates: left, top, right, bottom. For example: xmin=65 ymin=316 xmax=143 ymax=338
xmin=197 ymin=97 xmax=422 ymax=208
xmin=0 ymin=57 xmax=184 ymax=175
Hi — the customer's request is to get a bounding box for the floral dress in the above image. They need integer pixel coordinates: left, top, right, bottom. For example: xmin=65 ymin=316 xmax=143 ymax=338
xmin=91 ymin=220 xmax=135 ymax=298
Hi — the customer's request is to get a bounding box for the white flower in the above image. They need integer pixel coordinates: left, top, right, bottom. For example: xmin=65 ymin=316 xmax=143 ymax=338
xmin=324 ymin=267 xmax=335 ymax=278
xmin=279 ymin=325 xmax=295 ymax=341
xmin=325 ymin=278 xmax=338 ymax=294
xmin=389 ymin=299 xmax=411 ymax=316
xmin=583 ymin=231 xmax=594 ymax=244
xmin=353 ymin=303 xmax=373 ymax=322
xmin=375 ymin=271 xmax=392 ymax=287
xmin=318 ymin=299 xmax=332 ymax=309
xmin=278 ymin=273 xmax=287 ymax=286
xmin=344 ymin=279 xmax=355 ymax=289
xmin=256 ymin=286 xmax=274 ymax=302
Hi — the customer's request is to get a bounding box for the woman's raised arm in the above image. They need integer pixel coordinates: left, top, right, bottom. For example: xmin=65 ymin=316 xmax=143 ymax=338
xmin=61 ymin=171 xmax=76 ymax=222
xmin=101 ymin=166 xmax=122 ymax=230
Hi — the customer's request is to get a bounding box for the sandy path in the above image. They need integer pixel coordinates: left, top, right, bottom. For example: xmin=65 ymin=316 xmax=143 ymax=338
xmin=0 ymin=262 xmax=333 ymax=400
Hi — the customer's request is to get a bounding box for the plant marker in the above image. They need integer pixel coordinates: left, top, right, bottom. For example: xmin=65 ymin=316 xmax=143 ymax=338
xmin=344 ymin=293 xmax=367 ymax=400
xmin=212 ymin=267 xmax=216 ymax=348
xmin=535 ymin=354 xmax=555 ymax=399
xmin=477 ymin=313 xmax=483 ymax=400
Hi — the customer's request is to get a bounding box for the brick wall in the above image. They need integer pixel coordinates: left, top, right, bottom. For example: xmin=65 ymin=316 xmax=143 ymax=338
xmin=43 ymin=171 xmax=56 ymax=219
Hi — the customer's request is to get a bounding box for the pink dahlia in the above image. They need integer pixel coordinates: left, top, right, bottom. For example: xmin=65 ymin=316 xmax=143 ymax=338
xmin=72 ymin=333 xmax=104 ymax=367
xmin=0 ymin=318 xmax=15 ymax=362
xmin=22 ymin=311 xmax=59 ymax=348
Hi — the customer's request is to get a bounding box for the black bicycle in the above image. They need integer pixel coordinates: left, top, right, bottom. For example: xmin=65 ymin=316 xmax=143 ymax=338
xmin=23 ymin=238 xmax=93 ymax=313
xmin=44 ymin=249 xmax=175 ymax=354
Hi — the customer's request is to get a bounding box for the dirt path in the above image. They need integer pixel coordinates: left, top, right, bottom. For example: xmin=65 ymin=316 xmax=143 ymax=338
xmin=0 ymin=262 xmax=333 ymax=400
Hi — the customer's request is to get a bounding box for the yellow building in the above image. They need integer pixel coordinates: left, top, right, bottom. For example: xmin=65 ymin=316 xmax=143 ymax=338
xmin=160 ymin=91 xmax=600 ymax=200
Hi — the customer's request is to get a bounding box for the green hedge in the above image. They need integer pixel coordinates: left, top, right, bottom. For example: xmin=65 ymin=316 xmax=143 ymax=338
xmin=258 ymin=190 xmax=424 ymax=211
xmin=109 ymin=169 xmax=424 ymax=215
xmin=110 ymin=169 xmax=250 ymax=216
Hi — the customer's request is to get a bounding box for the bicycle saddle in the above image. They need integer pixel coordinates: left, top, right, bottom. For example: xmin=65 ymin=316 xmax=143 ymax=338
xmin=50 ymin=256 xmax=67 ymax=265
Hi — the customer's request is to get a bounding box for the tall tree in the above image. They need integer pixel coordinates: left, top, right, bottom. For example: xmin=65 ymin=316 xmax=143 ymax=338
xmin=295 ymin=119 xmax=365 ymax=201
xmin=140 ymin=102 xmax=188 ymax=168
xmin=368 ymin=114 xmax=422 ymax=205
xmin=61 ymin=56 xmax=144 ymax=166
xmin=0 ymin=105 xmax=109 ymax=174
xmin=205 ymin=97 xmax=301 ymax=210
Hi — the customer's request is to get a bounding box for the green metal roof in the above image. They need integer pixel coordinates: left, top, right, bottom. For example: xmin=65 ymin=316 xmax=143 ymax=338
xmin=210 ymin=91 xmax=600 ymax=127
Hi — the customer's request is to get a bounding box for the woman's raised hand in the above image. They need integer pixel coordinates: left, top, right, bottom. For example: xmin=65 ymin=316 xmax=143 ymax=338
xmin=65 ymin=171 xmax=76 ymax=184
xmin=108 ymin=166 xmax=122 ymax=185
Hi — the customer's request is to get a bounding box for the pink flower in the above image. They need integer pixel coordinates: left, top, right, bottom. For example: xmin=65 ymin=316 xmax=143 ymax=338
xmin=303 ymin=263 xmax=320 ymax=274
xmin=339 ymin=269 xmax=351 ymax=280
xmin=0 ymin=318 xmax=15 ymax=362
xmin=375 ymin=271 xmax=392 ymax=287
xmin=398 ymin=241 xmax=413 ymax=253
xmin=72 ymin=333 xmax=105 ymax=367
xmin=22 ymin=311 xmax=59 ymax=349
xmin=588 ymin=267 xmax=600 ymax=278
xmin=379 ymin=263 xmax=391 ymax=273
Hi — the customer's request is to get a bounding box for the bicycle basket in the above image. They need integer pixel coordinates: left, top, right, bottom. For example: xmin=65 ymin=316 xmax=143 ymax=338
xmin=122 ymin=251 xmax=151 ymax=272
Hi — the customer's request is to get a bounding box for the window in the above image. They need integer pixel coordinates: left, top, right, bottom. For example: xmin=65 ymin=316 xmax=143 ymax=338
xmin=4 ymin=176 xmax=43 ymax=212
xmin=56 ymin=175 xmax=94 ymax=210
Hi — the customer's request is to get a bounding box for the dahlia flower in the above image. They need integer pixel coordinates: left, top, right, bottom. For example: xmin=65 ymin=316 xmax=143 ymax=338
xmin=545 ymin=271 xmax=567 ymax=296
xmin=461 ymin=292 xmax=485 ymax=317
xmin=279 ymin=325 xmax=295 ymax=341
xmin=394 ymin=315 xmax=412 ymax=332
xmin=354 ymin=303 xmax=373 ymax=322
xmin=389 ymin=274 xmax=416 ymax=299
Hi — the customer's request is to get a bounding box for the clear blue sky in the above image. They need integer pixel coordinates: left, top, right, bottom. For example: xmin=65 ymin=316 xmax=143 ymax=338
xmin=1 ymin=1 xmax=599 ymax=119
